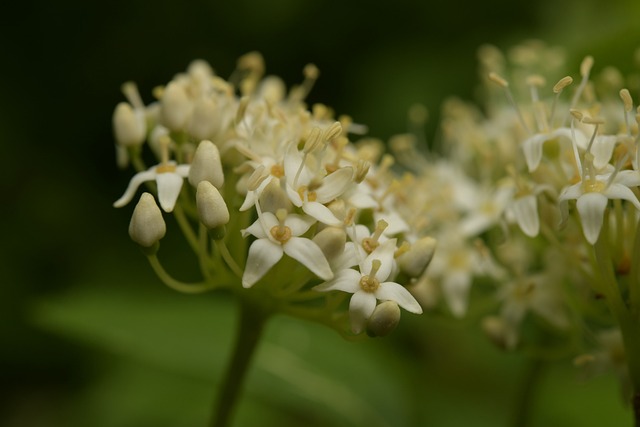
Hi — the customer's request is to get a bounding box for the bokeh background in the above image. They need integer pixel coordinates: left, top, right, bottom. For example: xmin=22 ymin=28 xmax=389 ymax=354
xmin=3 ymin=0 xmax=640 ymax=426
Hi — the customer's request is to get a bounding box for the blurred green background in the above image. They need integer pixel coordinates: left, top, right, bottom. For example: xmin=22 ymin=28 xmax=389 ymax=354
xmin=2 ymin=0 xmax=640 ymax=425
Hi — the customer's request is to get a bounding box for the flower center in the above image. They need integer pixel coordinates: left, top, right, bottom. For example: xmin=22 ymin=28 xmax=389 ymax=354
xmin=270 ymin=164 xmax=284 ymax=178
xmin=582 ymin=180 xmax=605 ymax=193
xmin=270 ymin=225 xmax=292 ymax=244
xmin=359 ymin=259 xmax=382 ymax=292
xmin=297 ymin=186 xmax=318 ymax=202
xmin=359 ymin=275 xmax=380 ymax=292
xmin=361 ymin=220 xmax=388 ymax=254
xmin=156 ymin=163 xmax=177 ymax=173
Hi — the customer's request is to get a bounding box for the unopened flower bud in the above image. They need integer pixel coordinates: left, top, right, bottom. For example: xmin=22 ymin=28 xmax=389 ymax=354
xmin=129 ymin=193 xmax=166 ymax=251
xmin=187 ymin=98 xmax=219 ymax=140
xmin=113 ymin=102 xmax=146 ymax=146
xmin=160 ymin=81 xmax=192 ymax=131
xmin=189 ymin=140 xmax=224 ymax=188
xmin=481 ymin=316 xmax=513 ymax=350
xmin=396 ymin=236 xmax=437 ymax=278
xmin=258 ymin=76 xmax=286 ymax=104
xmin=196 ymin=181 xmax=229 ymax=239
xmin=312 ymin=227 xmax=346 ymax=261
xmin=366 ymin=301 xmax=401 ymax=337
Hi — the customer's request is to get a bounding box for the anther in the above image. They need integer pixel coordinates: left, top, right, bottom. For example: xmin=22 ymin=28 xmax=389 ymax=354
xmin=489 ymin=72 xmax=530 ymax=133
xmin=620 ymin=89 xmax=633 ymax=112
xmin=323 ymin=121 xmax=343 ymax=142
xmin=303 ymin=127 xmax=323 ymax=153
xmin=582 ymin=116 xmax=605 ymax=125
xmin=354 ymin=159 xmax=371 ymax=183
xmin=580 ymin=56 xmax=594 ymax=78
xmin=488 ymin=72 xmax=509 ymax=87
xmin=553 ymin=76 xmax=573 ymax=94
xmin=121 ymin=81 xmax=144 ymax=109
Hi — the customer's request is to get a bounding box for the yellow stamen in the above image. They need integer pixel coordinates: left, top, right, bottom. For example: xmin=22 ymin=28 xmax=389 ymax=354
xmin=362 ymin=220 xmax=388 ymax=254
xmin=359 ymin=259 xmax=382 ymax=293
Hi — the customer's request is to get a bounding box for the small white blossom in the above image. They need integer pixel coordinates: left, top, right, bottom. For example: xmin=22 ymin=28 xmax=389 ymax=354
xmin=113 ymin=161 xmax=191 ymax=213
xmin=314 ymin=239 xmax=422 ymax=334
xmin=241 ymin=210 xmax=333 ymax=288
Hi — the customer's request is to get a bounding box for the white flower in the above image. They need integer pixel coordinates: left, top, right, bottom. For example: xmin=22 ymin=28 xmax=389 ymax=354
xmin=113 ymin=161 xmax=190 ymax=213
xmin=314 ymin=239 xmax=422 ymax=334
xmin=559 ymin=153 xmax=640 ymax=244
xmin=241 ymin=209 xmax=333 ymax=288
xmin=284 ymin=145 xmax=353 ymax=226
xmin=459 ymin=184 xmax=513 ymax=237
xmin=522 ymin=127 xmax=587 ymax=172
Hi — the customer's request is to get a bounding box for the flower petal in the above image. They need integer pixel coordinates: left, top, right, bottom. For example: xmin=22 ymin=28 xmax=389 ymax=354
xmin=113 ymin=169 xmax=157 ymax=208
xmin=284 ymin=237 xmax=334 ymax=280
xmin=512 ymin=195 xmax=540 ymax=237
xmin=302 ymin=201 xmax=342 ymax=226
xmin=349 ymin=291 xmax=377 ymax=334
xmin=347 ymin=191 xmax=379 ymax=209
xmin=315 ymin=167 xmax=353 ymax=203
xmin=591 ymin=135 xmax=617 ymax=170
xmin=361 ymin=239 xmax=396 ymax=281
xmin=156 ymin=172 xmax=186 ymax=212
xmin=313 ymin=269 xmax=361 ymax=293
xmin=241 ymin=218 xmax=268 ymax=239
xmin=604 ymin=183 xmax=640 ymax=210
xmin=330 ymin=242 xmax=361 ymax=271
xmin=242 ymin=239 xmax=284 ymax=288
xmin=576 ymin=192 xmax=608 ymax=244
xmin=284 ymin=214 xmax=316 ymax=236
xmin=442 ymin=271 xmax=471 ymax=318
xmin=522 ymin=134 xmax=548 ymax=172
xmin=376 ymin=282 xmax=422 ymax=314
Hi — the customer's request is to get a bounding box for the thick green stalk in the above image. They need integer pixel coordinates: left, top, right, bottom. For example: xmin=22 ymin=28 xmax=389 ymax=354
xmin=210 ymin=299 xmax=269 ymax=427
xmin=510 ymin=358 xmax=543 ymax=427
xmin=595 ymin=219 xmax=640 ymax=425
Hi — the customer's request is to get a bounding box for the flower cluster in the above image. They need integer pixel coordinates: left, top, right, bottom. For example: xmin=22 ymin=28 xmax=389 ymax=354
xmin=112 ymin=53 xmax=435 ymax=336
xmin=391 ymin=41 xmax=640 ymax=395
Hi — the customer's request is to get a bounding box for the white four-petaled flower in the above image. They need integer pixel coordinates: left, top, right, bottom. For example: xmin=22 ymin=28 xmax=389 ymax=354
xmin=241 ymin=209 xmax=333 ymax=288
xmin=314 ymin=239 xmax=422 ymax=334
xmin=113 ymin=161 xmax=191 ymax=213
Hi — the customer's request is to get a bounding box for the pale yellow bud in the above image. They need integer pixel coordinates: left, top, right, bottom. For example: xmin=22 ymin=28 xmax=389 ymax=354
xmin=257 ymin=76 xmax=286 ymax=104
xmin=196 ymin=181 xmax=230 ymax=232
xmin=312 ymin=227 xmax=346 ymax=261
xmin=189 ymin=140 xmax=224 ymax=188
xmin=187 ymin=98 xmax=219 ymax=140
xmin=129 ymin=193 xmax=166 ymax=248
xmin=160 ymin=81 xmax=192 ymax=131
xmin=481 ymin=316 xmax=512 ymax=350
xmin=396 ymin=236 xmax=437 ymax=278
xmin=113 ymin=102 xmax=146 ymax=146
xmin=366 ymin=301 xmax=401 ymax=337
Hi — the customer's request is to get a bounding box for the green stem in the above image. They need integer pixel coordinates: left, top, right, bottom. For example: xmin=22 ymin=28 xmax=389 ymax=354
xmin=147 ymin=255 xmax=217 ymax=294
xmin=594 ymin=218 xmax=640 ymax=422
xmin=210 ymin=299 xmax=269 ymax=427
xmin=633 ymin=392 xmax=640 ymax=427
xmin=510 ymin=358 xmax=543 ymax=427
xmin=216 ymin=240 xmax=244 ymax=278
xmin=173 ymin=204 xmax=200 ymax=254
